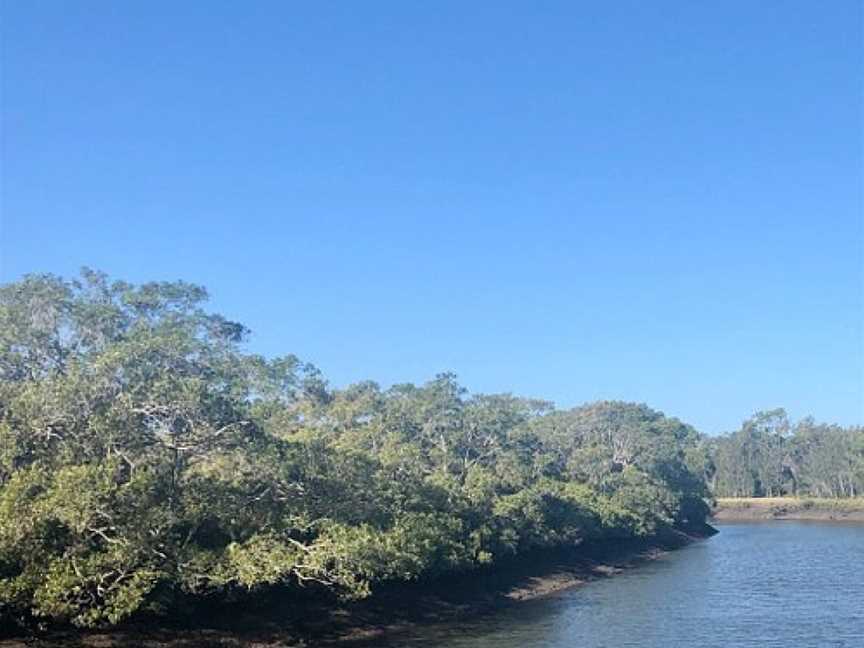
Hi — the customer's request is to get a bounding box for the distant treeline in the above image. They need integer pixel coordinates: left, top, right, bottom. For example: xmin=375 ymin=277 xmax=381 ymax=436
xmin=705 ymin=410 xmax=864 ymax=499
xmin=0 ymin=271 xmax=711 ymax=629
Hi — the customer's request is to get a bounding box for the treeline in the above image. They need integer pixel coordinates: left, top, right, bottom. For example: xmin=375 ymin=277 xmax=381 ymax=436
xmin=706 ymin=409 xmax=864 ymax=499
xmin=0 ymin=270 xmax=710 ymax=629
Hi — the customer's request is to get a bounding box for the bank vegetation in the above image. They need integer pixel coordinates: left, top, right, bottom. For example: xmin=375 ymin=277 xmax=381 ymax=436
xmin=0 ymin=271 xmax=712 ymax=631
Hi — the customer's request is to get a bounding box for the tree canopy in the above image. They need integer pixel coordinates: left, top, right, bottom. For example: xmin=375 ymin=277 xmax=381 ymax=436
xmin=0 ymin=270 xmax=712 ymax=628
xmin=707 ymin=409 xmax=863 ymax=499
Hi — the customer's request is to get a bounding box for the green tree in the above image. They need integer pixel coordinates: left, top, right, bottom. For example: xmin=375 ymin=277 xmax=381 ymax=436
xmin=0 ymin=270 xmax=713 ymax=629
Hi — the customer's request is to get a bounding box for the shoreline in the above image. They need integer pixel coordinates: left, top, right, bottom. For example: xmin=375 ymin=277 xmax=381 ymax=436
xmin=0 ymin=526 xmax=714 ymax=648
xmin=712 ymin=497 xmax=864 ymax=522
xmin=331 ymin=526 xmax=713 ymax=647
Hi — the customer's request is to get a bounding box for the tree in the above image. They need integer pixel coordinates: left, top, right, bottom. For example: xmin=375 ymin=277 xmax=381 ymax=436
xmin=708 ymin=411 xmax=863 ymax=499
xmin=0 ymin=270 xmax=714 ymax=629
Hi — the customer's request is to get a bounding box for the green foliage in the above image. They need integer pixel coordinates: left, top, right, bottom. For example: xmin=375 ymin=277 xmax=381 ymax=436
xmin=0 ymin=270 xmax=711 ymax=629
xmin=708 ymin=410 xmax=864 ymax=499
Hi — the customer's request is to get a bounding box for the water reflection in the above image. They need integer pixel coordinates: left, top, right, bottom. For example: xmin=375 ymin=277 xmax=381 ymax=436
xmin=375 ymin=522 xmax=864 ymax=647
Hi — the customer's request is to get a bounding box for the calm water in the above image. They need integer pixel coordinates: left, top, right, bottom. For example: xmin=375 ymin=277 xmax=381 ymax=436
xmin=380 ymin=522 xmax=864 ymax=647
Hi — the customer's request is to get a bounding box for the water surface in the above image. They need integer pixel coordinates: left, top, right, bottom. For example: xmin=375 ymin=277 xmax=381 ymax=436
xmin=381 ymin=522 xmax=864 ymax=647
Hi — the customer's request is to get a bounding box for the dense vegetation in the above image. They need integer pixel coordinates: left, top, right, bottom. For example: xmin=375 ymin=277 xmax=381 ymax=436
xmin=707 ymin=410 xmax=864 ymax=499
xmin=0 ymin=271 xmax=712 ymax=629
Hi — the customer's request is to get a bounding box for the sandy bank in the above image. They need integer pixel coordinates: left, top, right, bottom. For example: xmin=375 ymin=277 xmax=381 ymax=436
xmin=712 ymin=497 xmax=864 ymax=522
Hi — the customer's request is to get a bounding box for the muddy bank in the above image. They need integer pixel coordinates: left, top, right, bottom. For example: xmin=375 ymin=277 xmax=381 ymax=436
xmin=712 ymin=498 xmax=864 ymax=522
xmin=1 ymin=525 xmax=714 ymax=648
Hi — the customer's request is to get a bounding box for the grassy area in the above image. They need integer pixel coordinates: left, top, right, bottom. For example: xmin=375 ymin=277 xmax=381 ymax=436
xmin=713 ymin=497 xmax=864 ymax=520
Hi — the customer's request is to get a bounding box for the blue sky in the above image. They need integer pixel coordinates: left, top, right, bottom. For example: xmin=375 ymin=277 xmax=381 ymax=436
xmin=2 ymin=1 xmax=862 ymax=433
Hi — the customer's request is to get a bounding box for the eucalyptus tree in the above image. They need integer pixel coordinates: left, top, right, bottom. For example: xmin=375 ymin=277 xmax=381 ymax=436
xmin=709 ymin=411 xmax=863 ymax=499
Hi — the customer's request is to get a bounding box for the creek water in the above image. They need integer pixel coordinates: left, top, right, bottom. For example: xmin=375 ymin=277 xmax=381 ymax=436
xmin=377 ymin=521 xmax=864 ymax=647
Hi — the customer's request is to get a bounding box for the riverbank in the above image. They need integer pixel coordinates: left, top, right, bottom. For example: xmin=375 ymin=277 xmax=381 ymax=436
xmin=712 ymin=497 xmax=864 ymax=522
xmin=0 ymin=525 xmax=714 ymax=648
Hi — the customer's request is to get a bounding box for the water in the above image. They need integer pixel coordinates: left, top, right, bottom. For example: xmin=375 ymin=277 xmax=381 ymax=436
xmin=379 ymin=522 xmax=864 ymax=647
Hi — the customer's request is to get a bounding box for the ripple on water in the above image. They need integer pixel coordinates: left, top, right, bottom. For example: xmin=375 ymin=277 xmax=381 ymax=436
xmin=379 ymin=522 xmax=864 ymax=648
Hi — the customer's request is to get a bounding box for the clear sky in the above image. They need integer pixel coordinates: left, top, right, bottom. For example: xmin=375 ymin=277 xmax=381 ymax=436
xmin=2 ymin=1 xmax=862 ymax=434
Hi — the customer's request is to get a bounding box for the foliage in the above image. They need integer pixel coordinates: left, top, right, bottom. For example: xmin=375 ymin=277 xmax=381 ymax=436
xmin=707 ymin=410 xmax=864 ymax=498
xmin=0 ymin=270 xmax=711 ymax=628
